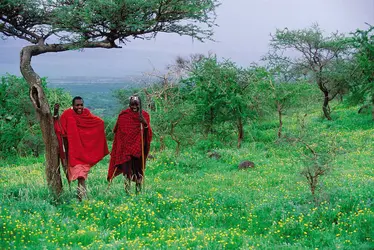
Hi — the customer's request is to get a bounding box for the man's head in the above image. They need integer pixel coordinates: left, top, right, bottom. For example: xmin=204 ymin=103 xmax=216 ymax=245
xmin=72 ymin=96 xmax=84 ymax=114
xmin=129 ymin=95 xmax=141 ymax=113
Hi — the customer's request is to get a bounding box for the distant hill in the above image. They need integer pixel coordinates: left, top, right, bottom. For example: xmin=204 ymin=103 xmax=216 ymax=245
xmin=46 ymin=76 xmax=150 ymax=118
xmin=47 ymin=75 xmax=147 ymax=84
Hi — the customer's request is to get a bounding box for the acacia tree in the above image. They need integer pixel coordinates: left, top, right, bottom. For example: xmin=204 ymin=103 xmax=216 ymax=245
xmin=0 ymin=0 xmax=219 ymax=195
xmin=266 ymin=24 xmax=351 ymax=120
xmin=187 ymin=56 xmax=258 ymax=148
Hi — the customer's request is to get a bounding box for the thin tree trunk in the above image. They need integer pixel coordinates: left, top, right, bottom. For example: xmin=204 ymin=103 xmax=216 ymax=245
xmin=159 ymin=136 xmax=165 ymax=151
xmin=316 ymin=73 xmax=332 ymax=120
xmin=209 ymin=107 xmax=214 ymax=135
xmin=170 ymin=121 xmax=181 ymax=155
xmin=20 ymin=46 xmax=62 ymax=196
xmin=170 ymin=115 xmax=185 ymax=155
xmin=277 ymin=102 xmax=283 ymax=138
xmin=372 ymin=93 xmax=374 ymax=120
xmin=237 ymin=116 xmax=243 ymax=148
xmin=322 ymin=90 xmax=332 ymax=120
xmin=204 ymin=107 xmax=214 ymax=136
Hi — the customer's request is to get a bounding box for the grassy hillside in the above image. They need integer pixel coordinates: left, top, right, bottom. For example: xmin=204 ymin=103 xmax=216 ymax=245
xmin=1 ymin=104 xmax=373 ymax=249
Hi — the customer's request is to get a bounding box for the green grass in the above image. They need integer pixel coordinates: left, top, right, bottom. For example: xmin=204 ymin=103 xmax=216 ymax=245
xmin=1 ymin=105 xmax=373 ymax=249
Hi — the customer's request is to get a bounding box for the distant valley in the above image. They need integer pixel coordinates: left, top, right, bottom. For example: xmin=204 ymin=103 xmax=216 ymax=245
xmin=47 ymin=76 xmax=148 ymax=117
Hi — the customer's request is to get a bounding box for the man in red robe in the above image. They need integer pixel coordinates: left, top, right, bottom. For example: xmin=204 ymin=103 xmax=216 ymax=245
xmin=107 ymin=95 xmax=152 ymax=194
xmin=53 ymin=96 xmax=109 ymax=200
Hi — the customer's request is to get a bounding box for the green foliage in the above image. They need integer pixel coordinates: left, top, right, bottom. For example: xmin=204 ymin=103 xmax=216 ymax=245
xmin=187 ymin=57 xmax=240 ymax=134
xmin=270 ymin=81 xmax=321 ymax=118
xmin=194 ymin=136 xmax=223 ymax=151
xmin=347 ymin=25 xmax=374 ymax=111
xmin=46 ymin=83 xmax=73 ymax=113
xmin=1 ymin=0 xmax=219 ymax=45
xmin=147 ymin=81 xmax=196 ymax=153
xmin=186 ymin=57 xmax=272 ymax=140
xmin=0 ymin=75 xmax=72 ymax=158
xmin=0 ymin=75 xmax=35 ymax=157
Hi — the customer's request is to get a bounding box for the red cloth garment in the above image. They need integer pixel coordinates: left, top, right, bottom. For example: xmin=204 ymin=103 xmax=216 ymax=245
xmin=107 ymin=108 xmax=152 ymax=181
xmin=68 ymin=164 xmax=91 ymax=181
xmin=54 ymin=108 xmax=109 ymax=181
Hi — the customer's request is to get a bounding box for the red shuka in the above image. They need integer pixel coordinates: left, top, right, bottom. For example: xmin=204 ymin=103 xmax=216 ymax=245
xmin=107 ymin=108 xmax=152 ymax=181
xmin=54 ymin=108 xmax=109 ymax=167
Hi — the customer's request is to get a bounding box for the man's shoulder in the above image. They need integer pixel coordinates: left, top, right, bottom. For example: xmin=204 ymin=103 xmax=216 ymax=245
xmin=62 ymin=107 xmax=72 ymax=113
xmin=61 ymin=108 xmax=73 ymax=117
xmin=118 ymin=108 xmax=131 ymax=116
xmin=142 ymin=110 xmax=150 ymax=117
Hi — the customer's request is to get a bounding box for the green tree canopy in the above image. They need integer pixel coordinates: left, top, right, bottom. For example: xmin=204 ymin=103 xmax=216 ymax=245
xmin=1 ymin=0 xmax=219 ymax=46
xmin=265 ymin=24 xmax=352 ymax=120
xmin=348 ymin=25 xmax=374 ymax=119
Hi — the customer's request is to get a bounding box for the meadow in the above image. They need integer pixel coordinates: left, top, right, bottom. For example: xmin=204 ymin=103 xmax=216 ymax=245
xmin=1 ymin=102 xmax=373 ymax=249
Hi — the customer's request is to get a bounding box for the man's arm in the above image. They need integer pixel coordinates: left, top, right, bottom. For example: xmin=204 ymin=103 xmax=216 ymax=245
xmin=53 ymin=103 xmax=60 ymax=120
xmin=139 ymin=113 xmax=149 ymax=128
xmin=141 ymin=112 xmax=152 ymax=156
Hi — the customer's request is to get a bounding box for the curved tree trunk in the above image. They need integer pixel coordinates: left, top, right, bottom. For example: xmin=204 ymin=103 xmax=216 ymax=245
xmin=20 ymin=46 xmax=62 ymax=196
xmin=316 ymin=72 xmax=332 ymax=121
xmin=322 ymin=90 xmax=332 ymax=120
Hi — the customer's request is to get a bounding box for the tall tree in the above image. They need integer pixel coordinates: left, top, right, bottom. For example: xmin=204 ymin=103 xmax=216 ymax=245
xmin=265 ymin=24 xmax=351 ymax=120
xmin=0 ymin=0 xmax=219 ymax=195
xmin=349 ymin=25 xmax=374 ymax=119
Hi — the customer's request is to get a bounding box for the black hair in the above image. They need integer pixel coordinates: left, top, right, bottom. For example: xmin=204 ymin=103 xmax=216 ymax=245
xmin=72 ymin=96 xmax=84 ymax=106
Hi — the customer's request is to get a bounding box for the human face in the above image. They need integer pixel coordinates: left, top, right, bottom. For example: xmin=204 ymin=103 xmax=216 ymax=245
xmin=130 ymin=100 xmax=140 ymax=113
xmin=73 ymin=99 xmax=84 ymax=114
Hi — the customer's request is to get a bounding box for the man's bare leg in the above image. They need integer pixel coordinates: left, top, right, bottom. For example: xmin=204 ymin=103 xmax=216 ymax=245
xmin=124 ymin=178 xmax=131 ymax=195
xmin=135 ymin=182 xmax=142 ymax=194
xmin=136 ymin=176 xmax=142 ymax=195
xmin=77 ymin=178 xmax=87 ymax=201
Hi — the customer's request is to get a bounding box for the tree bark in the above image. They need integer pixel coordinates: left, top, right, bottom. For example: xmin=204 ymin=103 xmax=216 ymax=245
xmin=20 ymin=46 xmax=62 ymax=196
xmin=372 ymin=93 xmax=374 ymax=121
xmin=277 ymin=102 xmax=283 ymax=138
xmin=315 ymin=68 xmax=333 ymax=120
xmin=170 ymin=121 xmax=181 ymax=155
xmin=322 ymin=90 xmax=332 ymax=120
xmin=209 ymin=107 xmax=214 ymax=135
xmin=170 ymin=115 xmax=185 ymax=155
xmin=159 ymin=136 xmax=165 ymax=151
xmin=237 ymin=116 xmax=243 ymax=148
xmin=204 ymin=107 xmax=214 ymax=136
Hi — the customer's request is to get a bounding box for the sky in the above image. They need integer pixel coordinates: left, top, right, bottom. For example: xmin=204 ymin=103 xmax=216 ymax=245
xmin=0 ymin=0 xmax=373 ymax=78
